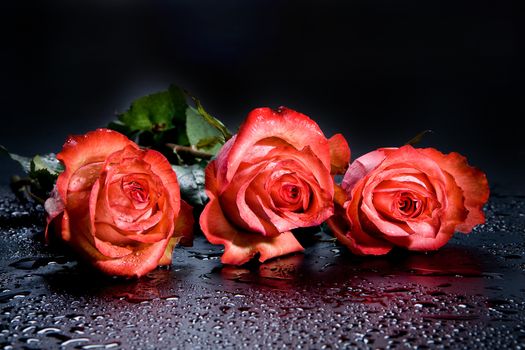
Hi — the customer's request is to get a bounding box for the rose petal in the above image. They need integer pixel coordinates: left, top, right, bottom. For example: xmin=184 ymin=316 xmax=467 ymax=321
xmin=142 ymin=149 xmax=181 ymax=219
xmin=327 ymin=180 xmax=393 ymax=255
xmin=333 ymin=184 xmax=348 ymax=207
xmin=174 ymin=200 xmax=194 ymax=247
xmin=61 ymin=211 xmax=102 ymax=257
xmin=61 ymin=209 xmax=128 ymax=272
xmin=328 ymin=133 xmax=351 ymax=175
xmin=418 ymin=148 xmax=489 ymax=233
xmin=158 ymin=236 xmax=183 ymax=266
xmin=93 ymin=222 xmax=136 ymax=246
xmin=204 ymin=159 xmax=220 ymax=196
xmin=219 ymin=161 xmax=280 ymax=236
xmin=373 ymin=178 xmax=436 ymax=198
xmin=257 ymin=232 xmax=304 ymax=263
xmin=225 ymin=107 xmax=331 ymax=183
xmin=200 ymin=197 xmax=304 ymax=266
xmin=44 ymin=186 xmax=64 ymax=241
xmin=213 ymin=135 xmax=237 ymax=189
xmin=342 ymin=149 xmax=387 ymax=194
xmin=405 ymin=220 xmax=439 ymax=239
xmin=94 ymin=238 xmax=170 ymax=278
xmin=93 ymin=236 xmax=134 ymax=259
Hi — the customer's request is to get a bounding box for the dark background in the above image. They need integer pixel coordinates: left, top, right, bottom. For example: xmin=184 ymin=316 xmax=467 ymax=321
xmin=0 ymin=0 xmax=523 ymax=190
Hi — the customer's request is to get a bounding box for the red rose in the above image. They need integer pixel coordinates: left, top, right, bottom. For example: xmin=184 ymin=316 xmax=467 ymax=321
xmin=200 ymin=107 xmax=350 ymax=265
xmin=327 ymin=145 xmax=489 ymax=255
xmin=45 ymin=129 xmax=193 ymax=277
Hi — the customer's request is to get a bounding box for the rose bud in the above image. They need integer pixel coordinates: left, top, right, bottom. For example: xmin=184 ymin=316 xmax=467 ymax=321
xmin=199 ymin=107 xmax=350 ymax=265
xmin=327 ymin=145 xmax=489 ymax=255
xmin=44 ymin=129 xmax=193 ymax=277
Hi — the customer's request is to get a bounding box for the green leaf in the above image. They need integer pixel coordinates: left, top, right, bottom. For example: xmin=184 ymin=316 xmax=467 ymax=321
xmin=30 ymin=154 xmax=63 ymax=176
xmin=29 ymin=153 xmax=63 ymax=198
xmin=405 ymin=130 xmax=433 ymax=146
xmin=196 ymin=136 xmax=223 ymax=149
xmin=168 ymin=84 xmax=187 ymax=123
xmin=29 ymin=169 xmax=57 ymax=197
xmin=190 ymin=96 xmax=232 ymax=141
xmin=2 ymin=148 xmax=63 ymax=201
xmin=186 ymin=106 xmax=224 ymax=154
xmin=119 ymin=85 xmax=188 ymax=133
xmin=172 ymin=164 xmax=208 ymax=206
xmin=0 ymin=145 xmax=31 ymax=173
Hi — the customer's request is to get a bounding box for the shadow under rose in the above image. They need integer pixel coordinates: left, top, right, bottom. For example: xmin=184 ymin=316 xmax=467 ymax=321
xmin=35 ymin=231 xmax=506 ymax=306
xmin=39 ymin=263 xmax=180 ymax=303
xmin=213 ymin=230 xmax=502 ymax=297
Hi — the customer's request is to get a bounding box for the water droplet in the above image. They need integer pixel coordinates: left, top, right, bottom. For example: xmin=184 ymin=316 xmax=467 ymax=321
xmin=61 ymin=338 xmax=91 ymax=347
xmin=36 ymin=327 xmax=61 ymax=335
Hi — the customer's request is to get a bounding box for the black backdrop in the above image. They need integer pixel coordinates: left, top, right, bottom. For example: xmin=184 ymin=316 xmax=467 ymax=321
xmin=1 ymin=0 xmax=523 ymax=190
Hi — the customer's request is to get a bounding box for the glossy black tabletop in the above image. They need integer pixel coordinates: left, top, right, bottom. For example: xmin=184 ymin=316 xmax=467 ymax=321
xmin=0 ymin=186 xmax=523 ymax=349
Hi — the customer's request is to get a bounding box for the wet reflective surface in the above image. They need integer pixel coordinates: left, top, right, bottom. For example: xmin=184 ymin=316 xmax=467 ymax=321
xmin=0 ymin=186 xmax=524 ymax=349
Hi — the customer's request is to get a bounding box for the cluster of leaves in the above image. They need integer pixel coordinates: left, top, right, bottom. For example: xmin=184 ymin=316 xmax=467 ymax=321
xmin=108 ymin=85 xmax=231 ymax=165
xmin=2 ymin=84 xmax=232 ymax=207
xmin=0 ymin=147 xmax=63 ymax=203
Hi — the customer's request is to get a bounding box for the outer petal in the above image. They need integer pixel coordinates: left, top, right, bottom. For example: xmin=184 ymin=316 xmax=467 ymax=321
xmin=327 ymin=181 xmax=394 ymax=255
xmin=213 ymin=135 xmax=237 ymax=190
xmin=94 ymin=238 xmax=170 ymax=278
xmin=62 ymin=208 xmax=148 ymax=277
xmin=219 ymin=161 xmax=281 ymax=236
xmin=328 ymin=133 xmax=351 ymax=175
xmin=174 ymin=200 xmax=194 ymax=247
xmin=225 ymin=107 xmax=331 ymax=182
xmin=56 ymin=129 xmax=136 ymax=204
xmin=44 ymin=186 xmax=64 ymax=241
xmin=341 ymin=149 xmax=387 ymax=194
xmin=158 ymin=236 xmax=183 ymax=266
xmin=61 ymin=211 xmax=103 ymax=259
xmin=204 ymin=159 xmax=220 ymax=197
xmin=418 ymin=148 xmax=489 ymax=233
xmin=143 ymin=149 xmax=181 ymax=219
xmin=200 ymin=196 xmax=304 ymax=266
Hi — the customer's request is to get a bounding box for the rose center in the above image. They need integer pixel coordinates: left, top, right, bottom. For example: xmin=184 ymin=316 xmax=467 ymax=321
xmin=281 ymin=184 xmax=301 ymax=203
xmin=396 ymin=192 xmax=423 ymax=218
xmin=122 ymin=180 xmax=149 ymax=204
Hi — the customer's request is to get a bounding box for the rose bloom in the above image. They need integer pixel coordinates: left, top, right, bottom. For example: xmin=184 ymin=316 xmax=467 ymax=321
xmin=45 ymin=129 xmax=193 ymax=277
xmin=200 ymin=107 xmax=350 ymax=265
xmin=327 ymin=145 xmax=489 ymax=255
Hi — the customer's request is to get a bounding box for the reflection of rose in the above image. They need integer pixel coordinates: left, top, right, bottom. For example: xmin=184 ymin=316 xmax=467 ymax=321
xmin=200 ymin=107 xmax=350 ymax=265
xmin=328 ymin=145 xmax=489 ymax=255
xmin=45 ymin=129 xmax=193 ymax=277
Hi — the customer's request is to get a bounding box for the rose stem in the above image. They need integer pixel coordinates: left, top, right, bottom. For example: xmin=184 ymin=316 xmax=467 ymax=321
xmin=165 ymin=143 xmax=213 ymax=160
